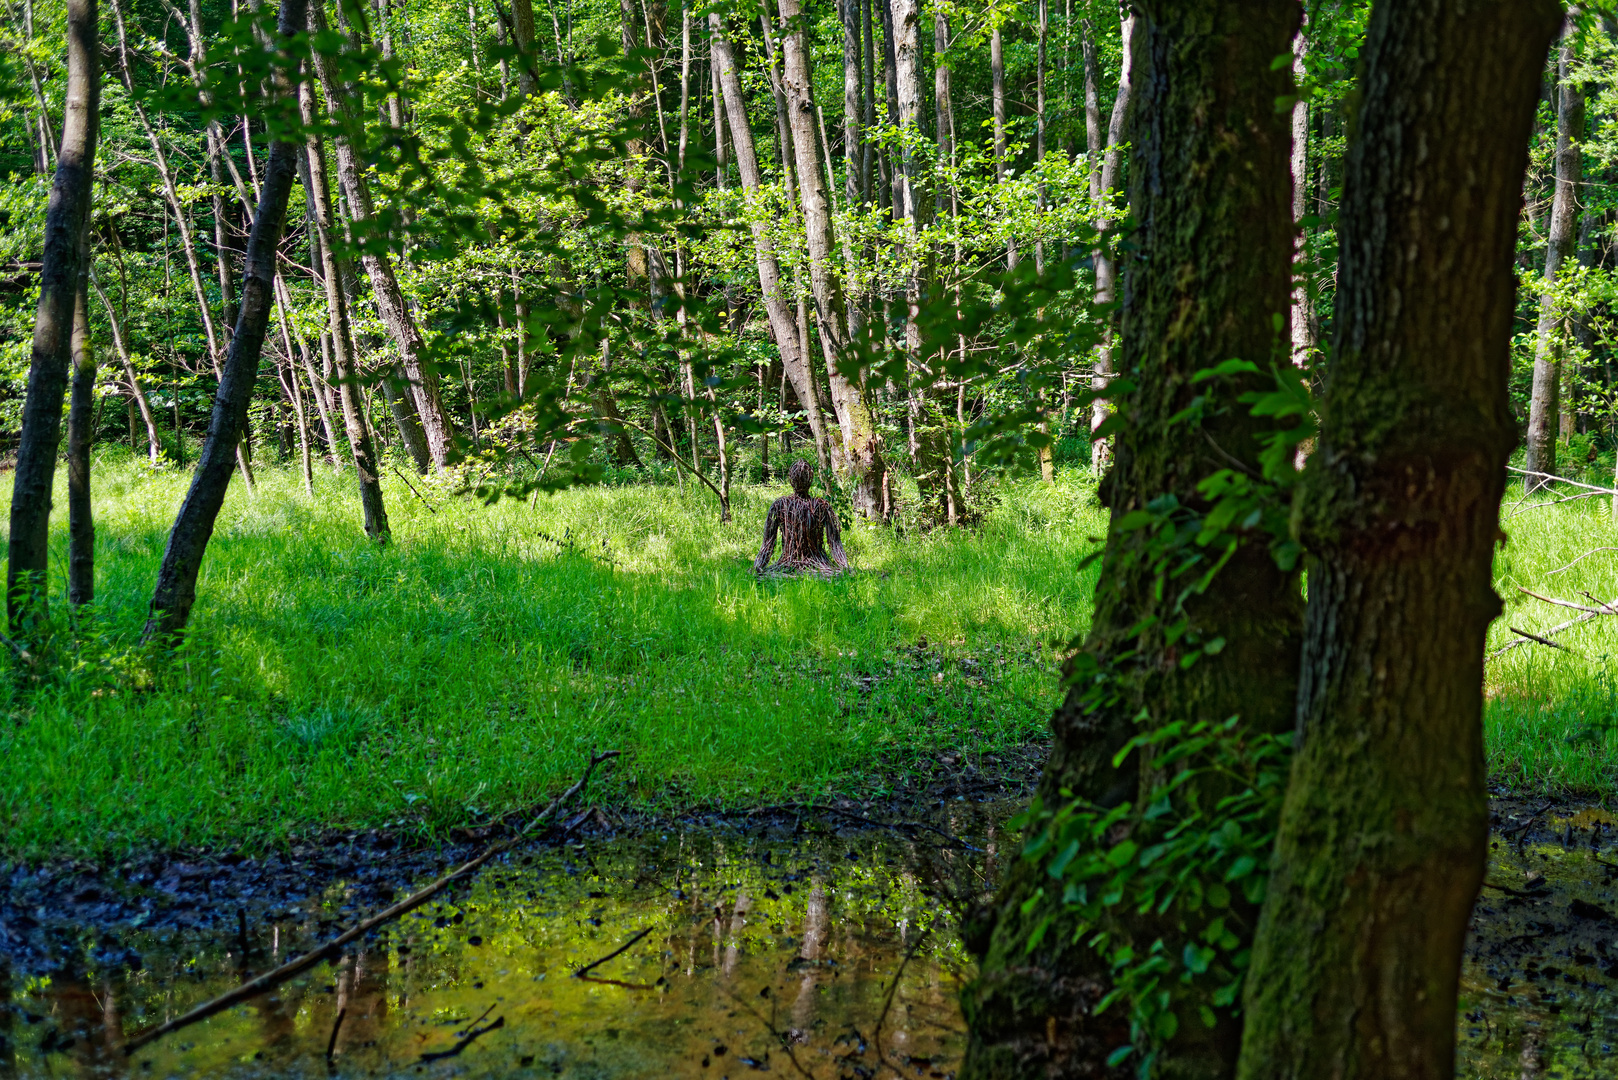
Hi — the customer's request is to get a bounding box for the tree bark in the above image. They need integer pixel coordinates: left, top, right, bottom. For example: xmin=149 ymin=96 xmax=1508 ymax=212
xmin=992 ymin=8 xmax=1015 ymax=270
xmin=7 ymin=0 xmax=98 ymax=630
xmin=301 ymin=73 xmax=390 ymax=541
xmin=1087 ymin=12 xmax=1134 ymax=476
xmin=89 ymin=275 xmax=162 ymax=466
xmin=842 ymin=0 xmax=861 ymax=209
xmin=1525 ymin=22 xmax=1584 ymax=487
xmin=960 ymin=3 xmax=1302 ymax=1077
xmin=67 ymin=235 xmax=95 ymax=607
xmin=710 ymin=13 xmax=832 ymax=476
xmin=311 ymin=0 xmax=457 ymax=471
xmin=777 ymin=0 xmax=887 ymax=518
xmin=143 ymin=0 xmax=309 ymax=642
xmin=1238 ymin=2 xmax=1561 ymax=1077
xmin=1288 ymin=23 xmax=1312 ymax=365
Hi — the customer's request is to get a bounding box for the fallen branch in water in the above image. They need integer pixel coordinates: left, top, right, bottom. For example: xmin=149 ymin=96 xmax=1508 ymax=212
xmin=123 ymin=750 xmax=620 ymax=1055
xmin=573 ymin=926 xmax=655 ymax=979
xmin=420 ymin=1015 xmax=505 ymax=1063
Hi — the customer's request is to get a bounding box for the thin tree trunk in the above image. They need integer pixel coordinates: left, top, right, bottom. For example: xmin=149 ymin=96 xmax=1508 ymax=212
xmin=311 ymin=0 xmax=456 ymax=471
xmin=777 ymin=0 xmax=886 ymax=517
xmin=90 ymin=275 xmax=161 ymax=465
xmin=711 ymin=12 xmax=831 ymax=474
xmin=1289 ymin=22 xmax=1312 ymax=365
xmin=861 ymin=0 xmax=874 ymax=205
xmin=1087 ymin=12 xmax=1133 ymax=476
xmin=509 ymin=0 xmax=537 ymax=96
xmin=842 ymin=0 xmax=860 ymax=210
xmin=1525 ymin=23 xmax=1584 ymax=487
xmin=301 ymin=73 xmax=389 ymax=541
xmin=1033 ymin=0 xmax=1047 ymax=273
xmin=274 ymin=291 xmax=316 ymax=495
xmin=143 ymin=0 xmax=309 ymax=642
xmin=7 ymin=0 xmax=98 ymax=630
xmin=992 ymin=9 xmax=1014 ymax=269
xmin=276 ymin=271 xmax=339 ymax=461
xmin=879 ymin=0 xmax=902 ymax=218
xmin=67 ymin=234 xmax=95 ymax=607
xmin=961 ymin=3 xmax=1303 ymax=1075
xmin=1239 ymin=2 xmax=1561 ymax=1077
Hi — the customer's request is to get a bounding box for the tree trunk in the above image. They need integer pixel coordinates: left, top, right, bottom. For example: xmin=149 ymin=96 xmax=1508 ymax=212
xmin=880 ymin=0 xmax=902 ymax=216
xmin=7 ymin=0 xmax=98 ymax=631
xmin=842 ymin=0 xmax=861 ymax=210
xmin=778 ymin=0 xmax=887 ymax=518
xmin=992 ymin=9 xmax=1015 ymax=270
xmin=90 ymin=275 xmax=161 ymax=466
xmin=1288 ymin=23 xmax=1312 ymax=365
xmin=509 ymin=0 xmax=538 ymax=96
xmin=1033 ymin=0 xmax=1048 ymax=273
xmin=1238 ymin=3 xmax=1561 ymax=1077
xmin=273 ymin=291 xmax=317 ymax=496
xmin=311 ymin=1 xmax=457 ymax=471
xmin=143 ymin=0 xmax=309 ymax=642
xmin=711 ymin=12 xmax=832 ymax=474
xmin=67 ymin=237 xmax=95 ymax=607
xmin=301 ymin=74 xmax=390 ymax=541
xmin=1087 ymin=12 xmax=1134 ymax=476
xmin=1525 ymin=22 xmax=1584 ymax=487
xmin=960 ymin=3 xmax=1302 ymax=1077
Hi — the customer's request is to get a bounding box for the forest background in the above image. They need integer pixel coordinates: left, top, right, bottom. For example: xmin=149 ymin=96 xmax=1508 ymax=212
xmin=0 ymin=0 xmax=1616 ymax=870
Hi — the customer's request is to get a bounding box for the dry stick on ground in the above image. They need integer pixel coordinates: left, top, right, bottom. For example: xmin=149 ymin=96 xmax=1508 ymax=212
xmin=1508 ymin=489 xmax=1613 ymax=517
xmin=122 ymin=750 xmax=620 ymax=1055
xmin=1507 ymin=466 xmax=1618 ymax=496
xmin=1490 ymin=595 xmax=1618 ymax=656
xmin=1551 ymin=548 xmax=1618 ymax=576
xmin=1507 ymin=627 xmax=1572 ymax=651
xmin=1516 ymin=586 xmax=1611 ymax=614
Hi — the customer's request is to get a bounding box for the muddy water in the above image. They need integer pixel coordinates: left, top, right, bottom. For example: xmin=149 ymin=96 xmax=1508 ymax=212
xmin=8 ymin=798 xmax=1618 ymax=1079
xmin=1456 ymin=804 xmax=1618 ymax=1078
xmin=2 ymin=811 xmax=1007 ymax=1079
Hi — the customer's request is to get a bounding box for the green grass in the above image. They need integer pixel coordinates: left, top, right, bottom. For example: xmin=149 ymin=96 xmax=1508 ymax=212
xmin=10 ymin=455 xmax=1617 ymax=858
xmin=0 ymin=452 xmax=1107 ymax=858
xmin=1487 ymin=482 xmax=1618 ymax=795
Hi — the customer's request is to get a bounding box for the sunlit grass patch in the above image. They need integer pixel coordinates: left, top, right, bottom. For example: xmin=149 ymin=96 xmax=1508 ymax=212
xmin=0 ymin=453 xmax=1106 ymax=857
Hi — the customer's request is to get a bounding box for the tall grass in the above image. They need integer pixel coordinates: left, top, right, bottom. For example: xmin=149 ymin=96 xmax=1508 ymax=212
xmin=1487 ymin=481 xmax=1618 ymax=794
xmin=0 ymin=453 xmax=1107 ymax=857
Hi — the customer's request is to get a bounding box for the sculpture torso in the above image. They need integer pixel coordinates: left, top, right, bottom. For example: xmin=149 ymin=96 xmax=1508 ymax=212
xmin=754 ymin=494 xmax=847 ymax=576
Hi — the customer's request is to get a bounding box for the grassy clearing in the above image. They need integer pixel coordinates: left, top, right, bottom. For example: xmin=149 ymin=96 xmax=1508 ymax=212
xmin=0 ymin=453 xmax=1106 ymax=858
xmin=1487 ymin=482 xmax=1618 ymax=795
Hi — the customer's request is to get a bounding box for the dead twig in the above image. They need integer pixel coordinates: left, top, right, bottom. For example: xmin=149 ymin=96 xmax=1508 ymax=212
xmin=122 ymin=751 xmax=620 ymax=1055
xmin=1550 ymin=548 xmax=1618 ymax=576
xmin=1506 ymin=466 xmax=1618 ymax=497
xmin=324 ymin=1008 xmax=346 ymax=1064
xmin=1517 ymin=587 xmax=1609 ymax=615
xmin=1490 ymin=600 xmax=1618 ymax=657
xmin=390 ymin=465 xmax=436 ymax=513
xmin=573 ymin=926 xmax=655 ymax=979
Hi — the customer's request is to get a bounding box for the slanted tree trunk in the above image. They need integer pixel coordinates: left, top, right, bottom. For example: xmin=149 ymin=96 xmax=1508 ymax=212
xmin=1238 ymin=3 xmax=1561 ymax=1077
xmin=301 ymin=70 xmax=389 ymax=541
xmin=90 ymin=275 xmax=161 ymax=466
xmin=960 ymin=3 xmax=1302 ymax=1076
xmin=1525 ymin=22 xmax=1584 ymax=487
xmin=1086 ymin=11 xmax=1133 ymax=476
xmin=312 ymin=0 xmax=457 ymax=471
xmin=67 ymin=234 xmax=95 ymax=607
xmin=143 ymin=0 xmax=309 ymax=641
xmin=778 ymin=0 xmax=887 ymax=518
xmin=709 ymin=14 xmax=834 ymax=480
xmin=7 ymin=0 xmax=98 ymax=631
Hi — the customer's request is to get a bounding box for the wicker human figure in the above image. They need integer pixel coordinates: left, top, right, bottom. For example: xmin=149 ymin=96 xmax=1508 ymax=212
xmin=754 ymin=459 xmax=848 ymax=577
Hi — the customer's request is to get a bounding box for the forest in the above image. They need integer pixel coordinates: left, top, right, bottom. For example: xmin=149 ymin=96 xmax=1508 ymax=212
xmin=6 ymin=0 xmax=1618 ymax=1076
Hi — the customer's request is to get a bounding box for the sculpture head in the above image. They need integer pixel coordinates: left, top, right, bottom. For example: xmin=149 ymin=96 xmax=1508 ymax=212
xmin=788 ymin=459 xmax=813 ymax=496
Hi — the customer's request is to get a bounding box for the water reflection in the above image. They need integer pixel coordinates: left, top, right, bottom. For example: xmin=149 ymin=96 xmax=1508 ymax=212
xmin=5 ymin=816 xmax=997 ymax=1078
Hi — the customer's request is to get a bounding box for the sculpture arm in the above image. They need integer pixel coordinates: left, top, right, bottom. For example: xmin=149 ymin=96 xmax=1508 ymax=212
xmin=754 ymin=501 xmax=782 ymax=573
xmin=825 ymin=503 xmax=847 ymax=569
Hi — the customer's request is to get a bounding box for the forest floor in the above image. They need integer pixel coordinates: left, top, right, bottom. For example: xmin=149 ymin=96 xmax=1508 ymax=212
xmin=0 ymin=455 xmax=1101 ymax=859
xmin=4 ymin=457 xmax=1618 ymax=862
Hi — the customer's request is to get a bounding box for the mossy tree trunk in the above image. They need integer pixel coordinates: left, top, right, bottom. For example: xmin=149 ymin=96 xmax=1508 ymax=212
xmin=960 ymin=3 xmax=1302 ymax=1077
xmin=1237 ymin=2 xmax=1561 ymax=1078
xmin=6 ymin=0 xmax=98 ymax=631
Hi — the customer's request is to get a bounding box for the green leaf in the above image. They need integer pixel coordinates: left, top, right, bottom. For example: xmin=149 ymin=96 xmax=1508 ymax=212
xmin=1182 ymin=943 xmax=1215 ymax=975
xmin=1106 ymin=1046 xmax=1136 ymax=1067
